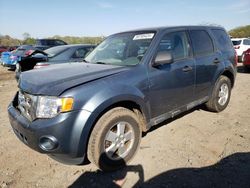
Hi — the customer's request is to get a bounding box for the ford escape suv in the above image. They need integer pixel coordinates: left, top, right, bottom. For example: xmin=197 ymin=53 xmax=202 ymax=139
xmin=8 ymin=26 xmax=236 ymax=171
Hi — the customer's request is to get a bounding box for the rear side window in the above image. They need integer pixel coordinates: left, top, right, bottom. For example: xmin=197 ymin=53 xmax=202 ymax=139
xmin=189 ymin=30 xmax=214 ymax=56
xmin=72 ymin=48 xmax=86 ymax=58
xmin=243 ymin=39 xmax=250 ymax=45
xmin=211 ymin=29 xmax=233 ymax=51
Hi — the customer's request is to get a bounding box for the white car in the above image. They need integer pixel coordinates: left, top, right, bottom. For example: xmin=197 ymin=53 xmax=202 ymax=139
xmin=231 ymin=38 xmax=250 ymax=61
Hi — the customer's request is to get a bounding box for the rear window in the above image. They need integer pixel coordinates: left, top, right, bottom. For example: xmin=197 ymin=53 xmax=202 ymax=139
xmin=12 ymin=45 xmax=33 ymax=56
xmin=211 ymin=29 xmax=233 ymax=51
xmin=55 ymin=40 xmax=67 ymax=45
xmin=189 ymin=30 xmax=214 ymax=56
xmin=232 ymin=40 xmax=241 ymax=46
xmin=44 ymin=46 xmax=69 ymax=57
xmin=243 ymin=39 xmax=250 ymax=45
xmin=36 ymin=39 xmax=66 ymax=46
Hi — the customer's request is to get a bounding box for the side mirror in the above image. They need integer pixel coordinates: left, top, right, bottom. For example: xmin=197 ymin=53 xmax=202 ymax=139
xmin=153 ymin=51 xmax=173 ymax=67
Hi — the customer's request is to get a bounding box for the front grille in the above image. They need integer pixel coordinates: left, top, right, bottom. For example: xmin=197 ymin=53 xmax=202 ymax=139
xmin=17 ymin=91 xmax=37 ymax=121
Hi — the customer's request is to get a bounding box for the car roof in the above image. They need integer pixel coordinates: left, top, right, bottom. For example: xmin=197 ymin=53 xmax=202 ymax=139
xmin=114 ymin=25 xmax=225 ymax=35
xmin=45 ymin=44 xmax=96 ymax=51
xmin=37 ymin=39 xmax=64 ymax=41
xmin=47 ymin=44 xmax=96 ymax=48
xmin=231 ymin=38 xmax=248 ymax=40
xmin=60 ymin=44 xmax=96 ymax=47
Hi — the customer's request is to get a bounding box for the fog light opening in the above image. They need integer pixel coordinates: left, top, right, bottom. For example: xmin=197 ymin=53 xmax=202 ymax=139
xmin=39 ymin=136 xmax=58 ymax=151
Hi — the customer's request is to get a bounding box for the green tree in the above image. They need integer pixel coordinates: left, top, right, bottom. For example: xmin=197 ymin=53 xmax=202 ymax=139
xmin=229 ymin=25 xmax=250 ymax=38
xmin=22 ymin=32 xmax=31 ymax=40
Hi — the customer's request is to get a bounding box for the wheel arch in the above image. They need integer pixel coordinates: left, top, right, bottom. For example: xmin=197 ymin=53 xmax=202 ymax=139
xmin=221 ymin=69 xmax=235 ymax=88
xmin=77 ymin=95 xmax=150 ymax=161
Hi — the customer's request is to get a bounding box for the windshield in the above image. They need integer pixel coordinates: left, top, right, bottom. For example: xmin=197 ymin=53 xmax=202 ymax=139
xmin=85 ymin=32 xmax=155 ymax=66
xmin=44 ymin=46 xmax=68 ymax=58
xmin=232 ymin=40 xmax=241 ymax=46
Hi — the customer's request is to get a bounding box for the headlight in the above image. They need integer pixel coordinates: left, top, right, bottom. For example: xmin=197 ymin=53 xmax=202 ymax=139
xmin=36 ymin=96 xmax=74 ymax=118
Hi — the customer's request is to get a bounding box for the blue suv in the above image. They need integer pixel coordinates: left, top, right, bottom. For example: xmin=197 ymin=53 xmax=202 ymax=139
xmin=8 ymin=26 xmax=236 ymax=171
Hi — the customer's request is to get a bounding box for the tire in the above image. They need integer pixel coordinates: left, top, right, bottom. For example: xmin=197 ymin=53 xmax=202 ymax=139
xmin=243 ymin=66 xmax=250 ymax=73
xmin=87 ymin=107 xmax=142 ymax=171
xmin=206 ymin=75 xmax=231 ymax=112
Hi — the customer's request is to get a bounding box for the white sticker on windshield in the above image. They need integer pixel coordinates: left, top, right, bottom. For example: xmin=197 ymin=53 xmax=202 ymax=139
xmin=133 ymin=33 xmax=154 ymax=40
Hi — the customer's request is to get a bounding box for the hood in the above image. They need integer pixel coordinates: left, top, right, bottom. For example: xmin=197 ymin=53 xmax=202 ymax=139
xmin=19 ymin=63 xmax=129 ymax=95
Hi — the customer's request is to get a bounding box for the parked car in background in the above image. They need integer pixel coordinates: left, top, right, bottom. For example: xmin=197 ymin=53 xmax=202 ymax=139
xmin=8 ymin=26 xmax=236 ymax=171
xmin=231 ymin=38 xmax=250 ymax=61
xmin=7 ymin=46 xmax=19 ymax=52
xmin=0 ymin=46 xmax=7 ymax=55
xmin=15 ymin=44 xmax=96 ymax=79
xmin=1 ymin=51 xmax=16 ymax=67
xmin=1 ymin=45 xmax=37 ymax=69
xmin=34 ymin=39 xmax=67 ymax=50
xmin=17 ymin=44 xmax=95 ymax=71
xmin=242 ymin=48 xmax=250 ymax=72
xmin=0 ymin=46 xmax=19 ymax=66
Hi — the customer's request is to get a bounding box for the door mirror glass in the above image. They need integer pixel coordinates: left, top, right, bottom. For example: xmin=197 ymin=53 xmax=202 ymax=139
xmin=153 ymin=51 xmax=173 ymax=67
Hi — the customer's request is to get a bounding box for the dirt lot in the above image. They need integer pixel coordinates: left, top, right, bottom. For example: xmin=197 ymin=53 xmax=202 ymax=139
xmin=0 ymin=65 xmax=250 ymax=188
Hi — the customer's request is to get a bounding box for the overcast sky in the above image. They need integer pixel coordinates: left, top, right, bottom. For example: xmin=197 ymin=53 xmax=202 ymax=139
xmin=0 ymin=0 xmax=250 ymax=39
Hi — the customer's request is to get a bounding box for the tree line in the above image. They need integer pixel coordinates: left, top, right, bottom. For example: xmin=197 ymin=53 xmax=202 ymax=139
xmin=0 ymin=33 xmax=104 ymax=47
xmin=228 ymin=25 xmax=250 ymax=38
xmin=1 ymin=25 xmax=250 ymax=47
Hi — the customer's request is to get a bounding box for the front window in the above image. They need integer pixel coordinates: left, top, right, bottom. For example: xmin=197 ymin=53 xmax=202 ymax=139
xmin=85 ymin=32 xmax=155 ymax=66
xmin=158 ymin=31 xmax=190 ymax=60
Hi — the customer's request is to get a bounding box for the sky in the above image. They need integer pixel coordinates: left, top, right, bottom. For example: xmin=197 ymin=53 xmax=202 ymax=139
xmin=0 ymin=0 xmax=250 ymax=39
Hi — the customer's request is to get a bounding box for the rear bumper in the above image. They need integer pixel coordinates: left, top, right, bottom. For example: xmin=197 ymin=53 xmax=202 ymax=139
xmin=4 ymin=63 xmax=16 ymax=69
xmin=8 ymin=95 xmax=92 ymax=165
xmin=242 ymin=59 xmax=250 ymax=66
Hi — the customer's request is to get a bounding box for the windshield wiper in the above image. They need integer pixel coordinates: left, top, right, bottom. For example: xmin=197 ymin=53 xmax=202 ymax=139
xmin=95 ymin=61 xmax=107 ymax=64
xmin=83 ymin=60 xmax=108 ymax=65
xmin=83 ymin=59 xmax=90 ymax=63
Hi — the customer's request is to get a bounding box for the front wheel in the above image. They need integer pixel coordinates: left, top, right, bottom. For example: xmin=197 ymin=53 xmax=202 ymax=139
xmin=206 ymin=75 xmax=231 ymax=112
xmin=87 ymin=107 xmax=141 ymax=171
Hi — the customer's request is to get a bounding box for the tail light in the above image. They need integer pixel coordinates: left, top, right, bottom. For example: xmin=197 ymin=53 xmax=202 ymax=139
xmin=34 ymin=63 xmax=50 ymax=69
xmin=25 ymin=50 xmax=35 ymax=56
xmin=234 ymin=50 xmax=238 ymax=66
xmin=10 ymin=55 xmax=17 ymax=60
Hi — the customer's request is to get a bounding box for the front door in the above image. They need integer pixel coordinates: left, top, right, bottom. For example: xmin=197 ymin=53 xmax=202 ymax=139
xmin=148 ymin=31 xmax=195 ymax=119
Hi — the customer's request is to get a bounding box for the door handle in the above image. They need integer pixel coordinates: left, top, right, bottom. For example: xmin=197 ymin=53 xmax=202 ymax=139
xmin=182 ymin=66 xmax=193 ymax=72
xmin=213 ymin=58 xmax=220 ymax=64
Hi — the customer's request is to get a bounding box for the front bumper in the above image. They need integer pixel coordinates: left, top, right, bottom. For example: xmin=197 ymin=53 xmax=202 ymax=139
xmin=4 ymin=63 xmax=16 ymax=69
xmin=8 ymin=95 xmax=92 ymax=165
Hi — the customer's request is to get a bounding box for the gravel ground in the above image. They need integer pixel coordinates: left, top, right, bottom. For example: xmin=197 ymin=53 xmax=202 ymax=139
xmin=0 ymin=64 xmax=250 ymax=188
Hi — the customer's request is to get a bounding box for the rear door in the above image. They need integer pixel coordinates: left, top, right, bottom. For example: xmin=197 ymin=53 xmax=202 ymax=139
xmin=189 ymin=29 xmax=221 ymax=100
xmin=211 ymin=29 xmax=235 ymax=66
xmin=148 ymin=31 xmax=195 ymax=118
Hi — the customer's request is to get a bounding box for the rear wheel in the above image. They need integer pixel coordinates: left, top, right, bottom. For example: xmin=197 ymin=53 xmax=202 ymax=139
xmin=243 ymin=65 xmax=250 ymax=73
xmin=87 ymin=107 xmax=141 ymax=171
xmin=206 ymin=75 xmax=231 ymax=112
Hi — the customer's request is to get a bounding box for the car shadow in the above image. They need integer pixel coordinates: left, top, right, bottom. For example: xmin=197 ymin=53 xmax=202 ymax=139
xmin=141 ymin=152 xmax=250 ymax=188
xmin=237 ymin=65 xmax=249 ymax=74
xmin=69 ymin=163 xmax=144 ymax=188
xmin=69 ymin=152 xmax=250 ymax=188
